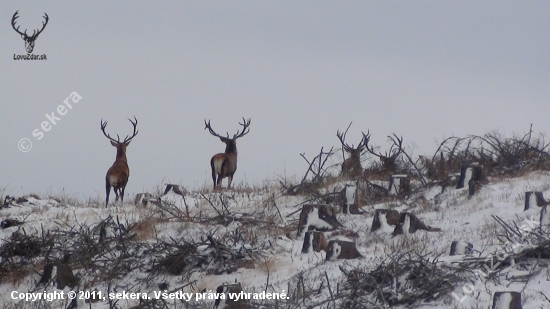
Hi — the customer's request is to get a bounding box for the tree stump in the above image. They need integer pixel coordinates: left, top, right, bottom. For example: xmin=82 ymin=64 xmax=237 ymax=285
xmin=341 ymin=184 xmax=363 ymax=214
xmin=468 ymin=179 xmax=482 ymax=197
xmin=134 ymin=193 xmax=154 ymax=207
xmin=159 ymin=184 xmax=187 ymax=208
xmin=457 ymin=163 xmax=486 ymax=189
xmin=450 ymin=241 xmax=473 ymax=255
xmin=524 ymin=191 xmax=547 ymax=211
xmin=392 ymin=212 xmax=441 ymax=235
xmin=0 ymin=218 xmax=23 ymax=229
xmin=540 ymin=205 xmax=549 ymax=233
xmin=302 ymin=231 xmax=329 ymax=253
xmin=388 ymin=175 xmax=410 ymax=196
xmin=326 ymin=240 xmax=362 ymax=260
xmin=491 ymin=291 xmax=522 ymax=309
xmin=371 ymin=209 xmax=401 ymax=232
xmin=297 ymin=204 xmax=342 ymax=234
xmin=214 ymin=283 xmax=251 ymax=309
xmin=163 ymin=184 xmax=186 ymax=196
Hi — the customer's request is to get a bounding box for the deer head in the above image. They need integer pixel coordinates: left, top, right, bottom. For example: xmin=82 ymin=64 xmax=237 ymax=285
xmin=12 ymin=11 xmax=49 ymax=54
xmin=205 ymin=117 xmax=251 ymax=189
xmin=364 ymin=132 xmax=403 ymax=172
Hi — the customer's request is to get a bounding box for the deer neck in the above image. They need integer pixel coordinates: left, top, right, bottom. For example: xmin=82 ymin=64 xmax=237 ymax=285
xmin=115 ymin=148 xmax=128 ymax=162
xmin=224 ymin=143 xmax=237 ymax=158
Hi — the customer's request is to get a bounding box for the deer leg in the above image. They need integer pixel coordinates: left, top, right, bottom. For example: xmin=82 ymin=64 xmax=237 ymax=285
xmin=105 ymin=182 xmax=111 ymax=207
xmin=114 ymin=187 xmax=120 ymax=202
xmin=227 ymin=175 xmax=233 ymax=189
xmin=210 ymin=160 xmax=217 ymax=189
xmin=121 ymin=187 xmax=125 ymax=205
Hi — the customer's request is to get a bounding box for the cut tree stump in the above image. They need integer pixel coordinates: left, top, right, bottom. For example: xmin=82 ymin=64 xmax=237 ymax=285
xmin=0 ymin=218 xmax=23 ymax=229
xmin=388 ymin=175 xmax=410 ymax=196
xmin=450 ymin=241 xmax=473 ymax=255
xmin=540 ymin=205 xmax=549 ymax=233
xmin=326 ymin=240 xmax=362 ymax=260
xmin=441 ymin=173 xmax=459 ymax=193
xmin=342 ymin=183 xmax=363 ymax=214
xmin=214 ymin=283 xmax=251 ymax=309
xmin=468 ymin=180 xmax=482 ymax=197
xmin=491 ymin=291 xmax=522 ymax=309
xmin=163 ymin=184 xmax=186 ymax=196
xmin=134 ymin=193 xmax=154 ymax=207
xmin=371 ymin=209 xmax=401 ymax=232
xmin=524 ymin=191 xmax=547 ymax=211
xmin=392 ymin=212 xmax=441 ymax=235
xmin=457 ymin=163 xmax=486 ymax=189
xmin=297 ymin=204 xmax=342 ymax=234
xmin=302 ymin=231 xmax=329 ymax=253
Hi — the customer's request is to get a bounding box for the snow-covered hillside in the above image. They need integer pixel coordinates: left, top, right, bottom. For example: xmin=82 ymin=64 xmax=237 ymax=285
xmin=1 ymin=171 xmax=549 ymax=308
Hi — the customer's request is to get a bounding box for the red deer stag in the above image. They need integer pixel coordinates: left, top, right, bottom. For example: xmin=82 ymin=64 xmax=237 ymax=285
xmin=364 ymin=132 xmax=403 ymax=173
xmin=337 ymin=123 xmax=367 ymax=178
xmin=205 ymin=117 xmax=251 ymax=190
xmin=101 ymin=117 xmax=139 ymax=207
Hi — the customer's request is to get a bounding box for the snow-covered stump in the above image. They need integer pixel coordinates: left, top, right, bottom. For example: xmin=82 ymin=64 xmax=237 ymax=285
xmin=297 ymin=204 xmax=342 ymax=234
xmin=388 ymin=175 xmax=410 ymax=196
xmin=524 ymin=191 xmax=546 ymax=211
xmin=491 ymin=291 xmax=522 ymax=309
xmin=540 ymin=205 xmax=549 ymax=233
xmin=456 ymin=163 xmax=486 ymax=189
xmin=134 ymin=192 xmax=154 ymax=207
xmin=302 ymin=231 xmax=328 ymax=253
xmin=468 ymin=179 xmax=482 ymax=197
xmin=163 ymin=184 xmax=186 ymax=196
xmin=342 ymin=183 xmax=363 ymax=214
xmin=214 ymin=283 xmax=251 ymax=309
xmin=326 ymin=240 xmax=362 ymax=260
xmin=158 ymin=184 xmax=187 ymax=208
xmin=450 ymin=241 xmax=473 ymax=255
xmin=371 ymin=209 xmax=401 ymax=232
xmin=0 ymin=218 xmax=23 ymax=229
xmin=392 ymin=212 xmax=441 ymax=235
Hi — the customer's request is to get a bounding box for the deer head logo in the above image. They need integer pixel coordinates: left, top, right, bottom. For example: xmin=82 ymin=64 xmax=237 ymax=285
xmin=11 ymin=11 xmax=49 ymax=54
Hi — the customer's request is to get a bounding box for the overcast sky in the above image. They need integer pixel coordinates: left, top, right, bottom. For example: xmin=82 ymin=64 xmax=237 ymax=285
xmin=1 ymin=1 xmax=549 ymax=199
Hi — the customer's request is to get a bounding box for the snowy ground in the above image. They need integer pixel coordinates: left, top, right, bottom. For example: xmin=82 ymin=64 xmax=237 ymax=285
xmin=1 ymin=171 xmax=550 ymax=308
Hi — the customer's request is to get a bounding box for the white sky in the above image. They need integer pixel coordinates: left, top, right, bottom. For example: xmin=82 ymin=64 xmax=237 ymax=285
xmin=1 ymin=1 xmax=549 ymax=199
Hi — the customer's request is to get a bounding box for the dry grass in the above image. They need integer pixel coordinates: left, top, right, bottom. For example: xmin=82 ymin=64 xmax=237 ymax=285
xmin=130 ymin=216 xmax=165 ymax=240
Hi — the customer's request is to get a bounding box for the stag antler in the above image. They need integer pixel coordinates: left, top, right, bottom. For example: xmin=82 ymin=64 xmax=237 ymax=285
xmin=337 ymin=122 xmax=354 ymax=152
xmin=233 ymin=117 xmax=251 ymax=139
xmin=123 ymin=117 xmax=139 ymax=143
xmin=101 ymin=120 xmax=120 ymax=143
xmin=204 ymin=117 xmax=251 ymax=140
xmin=204 ymin=120 xmax=229 ymax=139
xmin=101 ymin=117 xmax=139 ymax=144
xmin=337 ymin=122 xmax=368 ymax=152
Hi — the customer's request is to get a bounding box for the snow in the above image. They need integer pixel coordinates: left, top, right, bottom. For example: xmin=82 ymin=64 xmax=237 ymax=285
xmin=1 ymin=171 xmax=550 ymax=308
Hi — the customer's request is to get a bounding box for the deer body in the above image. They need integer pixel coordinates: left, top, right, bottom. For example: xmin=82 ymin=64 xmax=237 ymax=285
xmin=337 ymin=123 xmax=367 ymax=178
xmin=205 ymin=118 xmax=251 ymax=189
xmin=101 ymin=117 xmax=138 ymax=207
